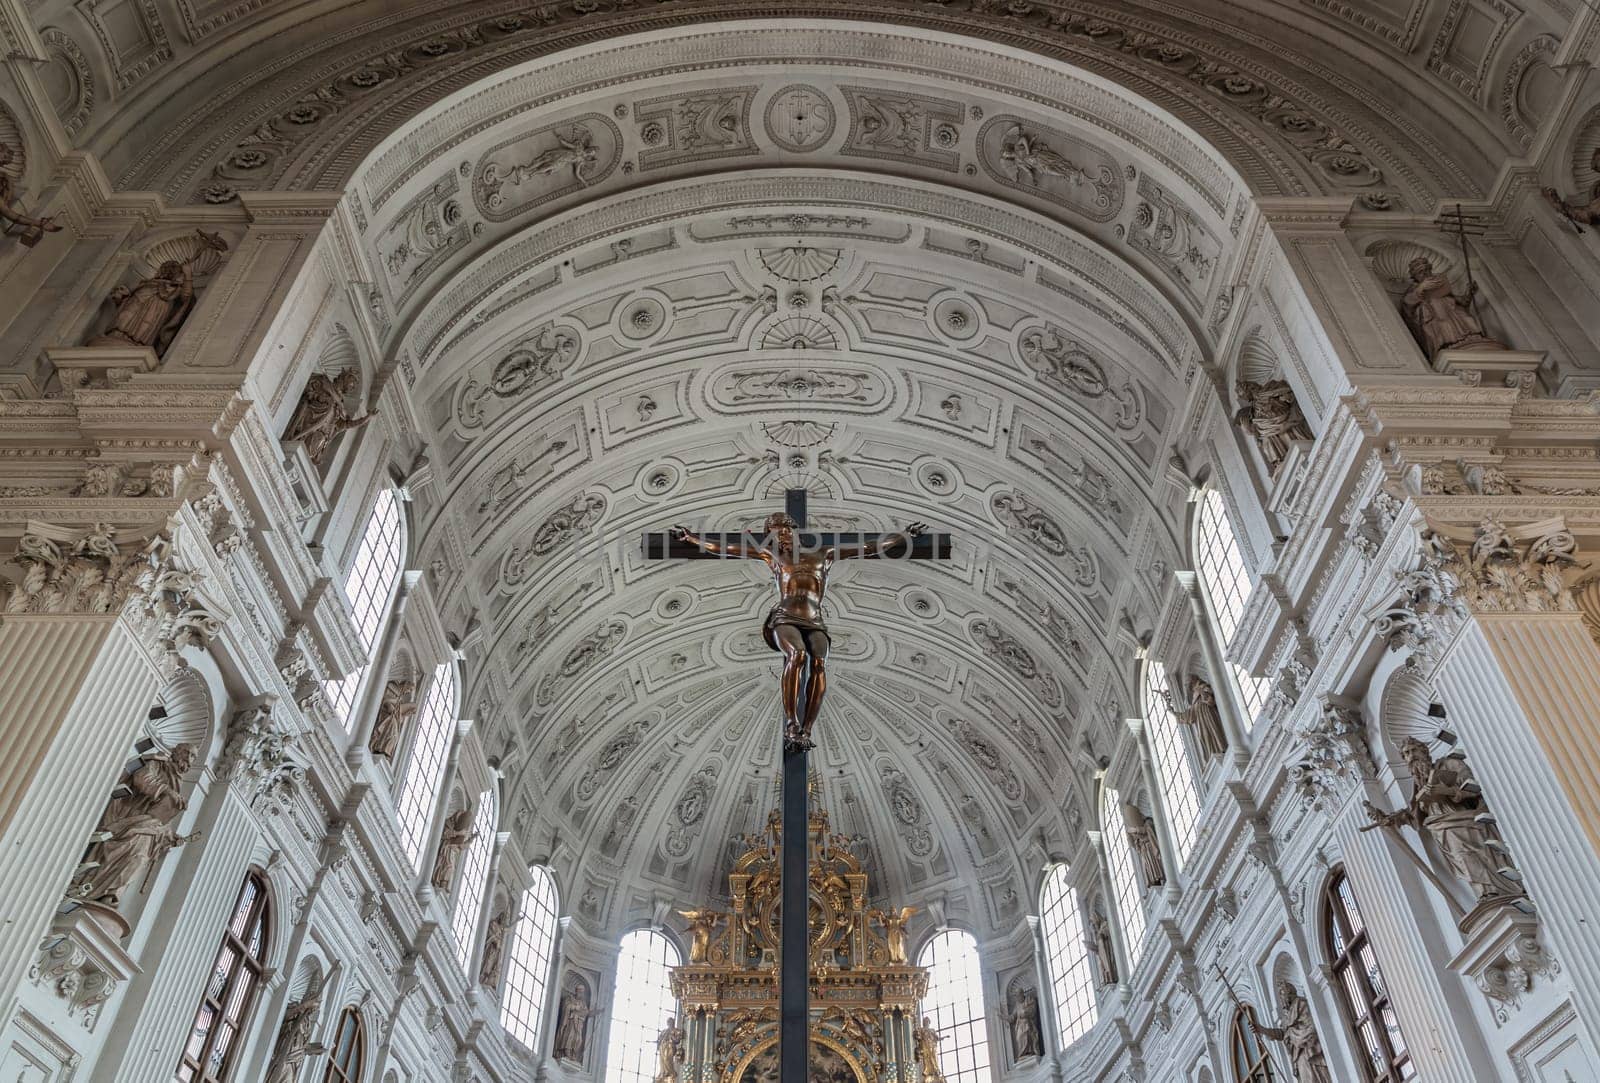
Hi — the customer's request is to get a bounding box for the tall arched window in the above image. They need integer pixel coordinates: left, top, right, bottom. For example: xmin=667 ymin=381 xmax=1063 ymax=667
xmin=1144 ymin=660 xmax=1200 ymax=866
xmin=917 ymin=929 xmax=991 ymax=1083
xmin=502 ymin=866 xmax=559 ymax=1049
xmin=1039 ymin=864 xmax=1096 ymax=1049
xmin=395 ymin=663 xmax=457 ymax=868
xmin=325 ymin=487 xmax=404 ymax=725
xmin=1325 ymin=870 xmax=1413 ymax=1082
xmin=175 ymin=873 xmax=271 ymax=1083
xmin=1194 ymin=488 xmax=1270 ymax=725
xmin=323 ymin=1007 xmax=365 ymax=1083
xmin=605 ymin=929 xmax=682 ymax=1083
xmin=1229 ymin=1007 xmax=1275 ymax=1082
xmin=1099 ymin=784 xmax=1146 ymax=970
xmin=452 ymin=789 xmax=497 ymax=971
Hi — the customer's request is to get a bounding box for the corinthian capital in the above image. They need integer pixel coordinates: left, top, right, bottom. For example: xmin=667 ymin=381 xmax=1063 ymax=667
xmin=1440 ymin=516 xmax=1584 ymax=614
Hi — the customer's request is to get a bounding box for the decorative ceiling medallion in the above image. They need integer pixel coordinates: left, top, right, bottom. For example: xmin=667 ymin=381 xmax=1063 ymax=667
xmin=757 ymin=246 xmax=843 ymax=282
xmin=760 ymin=420 xmax=838 ymax=447
xmin=764 ymin=84 xmax=836 ymax=153
xmin=759 ymin=316 xmax=838 ymax=350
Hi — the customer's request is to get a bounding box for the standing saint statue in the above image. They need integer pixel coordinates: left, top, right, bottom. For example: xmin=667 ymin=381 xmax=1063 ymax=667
xmin=670 ymin=514 xmax=924 ymax=749
xmin=75 ymin=743 xmax=199 ymax=909
xmin=1008 ymin=985 xmax=1043 ymax=1060
xmin=1122 ymin=801 xmax=1166 ymax=889
xmin=263 ymin=972 xmax=325 ymax=1083
xmin=87 ymin=229 xmax=228 ymax=355
xmin=914 ymin=1016 xmax=945 ymax=1083
xmin=284 ymin=368 xmax=376 ymax=467
xmin=430 ymin=807 xmax=477 ymax=891
xmin=654 ymin=1016 xmax=685 ymax=1083
xmin=370 ymin=677 xmax=417 ymax=761
xmin=1085 ymin=903 xmax=1118 ymax=986
xmin=479 ymin=907 xmax=508 ymax=989
xmin=553 ymin=979 xmax=603 ymax=1063
xmin=1400 ymin=256 xmax=1507 ymax=363
xmin=1233 ymin=379 xmax=1314 ymax=473
xmin=0 ymin=144 xmax=62 ymax=247
xmin=1256 ymin=980 xmax=1333 ymax=1083
xmin=1543 ymin=149 xmax=1600 ymax=230
xmin=1366 ymin=738 xmax=1524 ymax=905
xmin=1178 ymin=675 xmax=1229 ymax=761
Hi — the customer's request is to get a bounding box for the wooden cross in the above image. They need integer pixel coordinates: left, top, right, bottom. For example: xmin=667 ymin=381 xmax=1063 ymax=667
xmin=643 ymin=489 xmax=951 ymax=1083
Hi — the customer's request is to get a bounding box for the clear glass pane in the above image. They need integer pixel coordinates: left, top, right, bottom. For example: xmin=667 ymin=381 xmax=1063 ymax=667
xmin=1100 ymin=785 xmax=1147 ymax=968
xmin=1039 ymin=864 xmax=1096 ymax=1048
xmin=605 ymin=929 xmax=683 ymax=1083
xmin=1195 ymin=489 xmax=1270 ymax=726
xmin=396 ymin=664 xmax=458 ymax=867
xmin=1144 ymin=661 xmax=1199 ymax=865
xmin=917 ymin=930 xmax=991 ymax=1083
xmin=452 ymin=791 xmax=497 ymax=972
xmin=324 ymin=488 xmax=404 ymax=725
xmin=501 ymin=867 xmax=560 ymax=1048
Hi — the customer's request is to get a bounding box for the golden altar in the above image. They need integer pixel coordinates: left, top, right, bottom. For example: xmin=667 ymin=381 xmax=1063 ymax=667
xmin=665 ymin=796 xmax=932 ymax=1083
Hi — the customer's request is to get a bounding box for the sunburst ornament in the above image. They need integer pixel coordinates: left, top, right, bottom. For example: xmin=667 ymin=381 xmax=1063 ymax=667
xmin=757 ymin=246 xmax=842 ymax=282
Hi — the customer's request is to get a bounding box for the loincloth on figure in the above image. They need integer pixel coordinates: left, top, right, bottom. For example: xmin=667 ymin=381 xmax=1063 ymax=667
xmin=762 ymin=604 xmax=829 ymax=651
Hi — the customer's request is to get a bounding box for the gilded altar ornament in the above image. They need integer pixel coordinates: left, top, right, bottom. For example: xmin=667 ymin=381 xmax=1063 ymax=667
xmin=72 ymin=743 xmax=200 ymax=911
xmin=87 ymin=229 xmax=228 ymax=355
xmin=1542 ymin=149 xmax=1600 ymax=231
xmin=285 ymin=368 xmax=376 ymax=467
xmin=654 ymin=1016 xmax=685 ymax=1083
xmin=670 ymin=514 xmax=925 ymax=750
xmin=0 ymin=144 xmax=62 ymax=247
xmin=914 ymin=1016 xmax=945 ymax=1083
xmin=1256 ymin=980 xmax=1333 ymax=1083
xmin=680 ymin=908 xmax=724 ymax=963
xmin=264 ymin=971 xmax=324 ymax=1083
xmin=1233 ymin=379 xmax=1313 ymax=473
xmin=1400 ymin=256 xmax=1507 ymax=363
xmin=870 ymin=905 xmax=916 ymax=963
xmin=1365 ymin=738 xmax=1526 ymax=908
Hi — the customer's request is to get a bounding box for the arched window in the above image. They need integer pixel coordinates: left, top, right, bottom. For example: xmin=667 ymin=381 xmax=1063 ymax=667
xmin=1039 ymin=865 xmax=1096 ymax=1048
xmin=395 ymin=663 xmax=457 ymax=868
xmin=1144 ymin=660 xmax=1200 ymax=865
xmin=502 ymin=866 xmax=559 ymax=1049
xmin=1325 ymin=871 xmax=1413 ymax=1082
xmin=175 ymin=873 xmax=271 ymax=1082
xmin=917 ymin=929 xmax=992 ymax=1083
xmin=452 ymin=790 xmax=497 ymax=971
xmin=605 ymin=929 xmax=682 ymax=1083
xmin=1229 ymin=1007 xmax=1275 ymax=1082
xmin=1194 ymin=488 xmax=1270 ymax=725
xmin=1098 ymin=784 xmax=1146 ymax=969
xmin=323 ymin=1007 xmax=365 ymax=1083
xmin=325 ymin=487 xmax=404 ymax=725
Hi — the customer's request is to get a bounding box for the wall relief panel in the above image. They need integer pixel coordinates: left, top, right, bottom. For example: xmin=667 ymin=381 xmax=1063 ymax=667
xmin=978 ymin=117 xmax=1123 ymax=223
xmin=473 ymin=115 xmax=622 ymax=221
xmin=636 ymin=87 xmax=759 ymax=170
xmin=839 ymin=86 xmax=963 ymax=172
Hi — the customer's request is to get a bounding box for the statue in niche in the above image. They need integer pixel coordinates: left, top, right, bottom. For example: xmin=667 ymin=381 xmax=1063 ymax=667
xmin=552 ymin=977 xmax=602 ymax=1063
xmin=678 ymin=909 xmax=723 ymax=963
xmin=479 ymin=907 xmax=508 ymax=988
xmin=914 ymin=1015 xmax=945 ymax=1083
xmin=263 ymin=971 xmax=324 ymax=1083
xmin=1121 ymin=801 xmax=1166 ymax=888
xmin=870 ymin=905 xmax=917 ymax=964
xmin=654 ymin=1016 xmax=685 ymax=1083
xmin=1178 ymin=675 xmax=1229 ymax=760
xmin=430 ymin=807 xmax=477 ymax=891
xmin=1233 ymin=378 xmax=1314 ymax=473
xmin=73 ymin=743 xmax=199 ymax=909
xmin=1085 ymin=902 xmax=1118 ymax=986
xmin=0 ymin=144 xmax=62 ymax=247
xmin=1256 ymin=980 xmax=1333 ymax=1083
xmin=369 ymin=678 xmax=417 ymax=761
xmin=1007 ymin=984 xmax=1043 ymax=1060
xmin=1400 ymin=256 xmax=1507 ymax=362
xmin=1542 ymin=149 xmax=1600 ymax=230
xmin=1366 ymin=738 xmax=1525 ymax=905
xmin=284 ymin=368 xmax=375 ymax=467
xmin=86 ymin=230 xmax=228 ymax=355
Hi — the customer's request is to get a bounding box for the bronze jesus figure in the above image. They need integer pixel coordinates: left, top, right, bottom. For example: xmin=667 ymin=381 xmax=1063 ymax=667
xmin=670 ymin=513 xmax=924 ymax=749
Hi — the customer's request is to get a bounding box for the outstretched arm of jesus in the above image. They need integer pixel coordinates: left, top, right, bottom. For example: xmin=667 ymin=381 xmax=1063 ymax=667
xmin=670 ymin=524 xmax=759 ymax=558
xmin=831 ymin=522 xmax=927 ymax=559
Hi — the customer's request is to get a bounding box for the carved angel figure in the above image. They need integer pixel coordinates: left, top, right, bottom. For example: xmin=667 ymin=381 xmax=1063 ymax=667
xmin=507 ymin=127 xmax=599 ymax=187
xmin=1369 ymin=738 xmax=1525 ymax=904
xmin=871 ymin=905 xmax=917 ymax=963
xmin=0 ymin=143 xmax=62 ymax=246
xmin=1234 ymin=379 xmax=1313 ymax=473
xmin=369 ymin=678 xmax=417 ymax=761
xmin=1000 ymin=125 xmax=1086 ymax=187
xmin=264 ymin=972 xmax=325 ymax=1083
xmin=284 ymin=367 xmax=375 ymax=467
xmin=1121 ymin=801 xmax=1166 ymax=888
xmin=87 ymin=229 xmax=227 ymax=355
xmin=1400 ymin=256 xmax=1507 ymax=363
xmin=1256 ymin=980 xmax=1333 ymax=1083
xmin=1542 ymin=149 xmax=1600 ymax=230
xmin=430 ymin=807 xmax=478 ymax=891
xmin=74 ymin=743 xmax=198 ymax=909
xmin=678 ymin=908 xmax=723 ymax=963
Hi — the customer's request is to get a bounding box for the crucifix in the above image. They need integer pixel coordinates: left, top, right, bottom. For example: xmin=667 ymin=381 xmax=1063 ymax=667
xmin=644 ymin=488 xmax=950 ymax=1083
